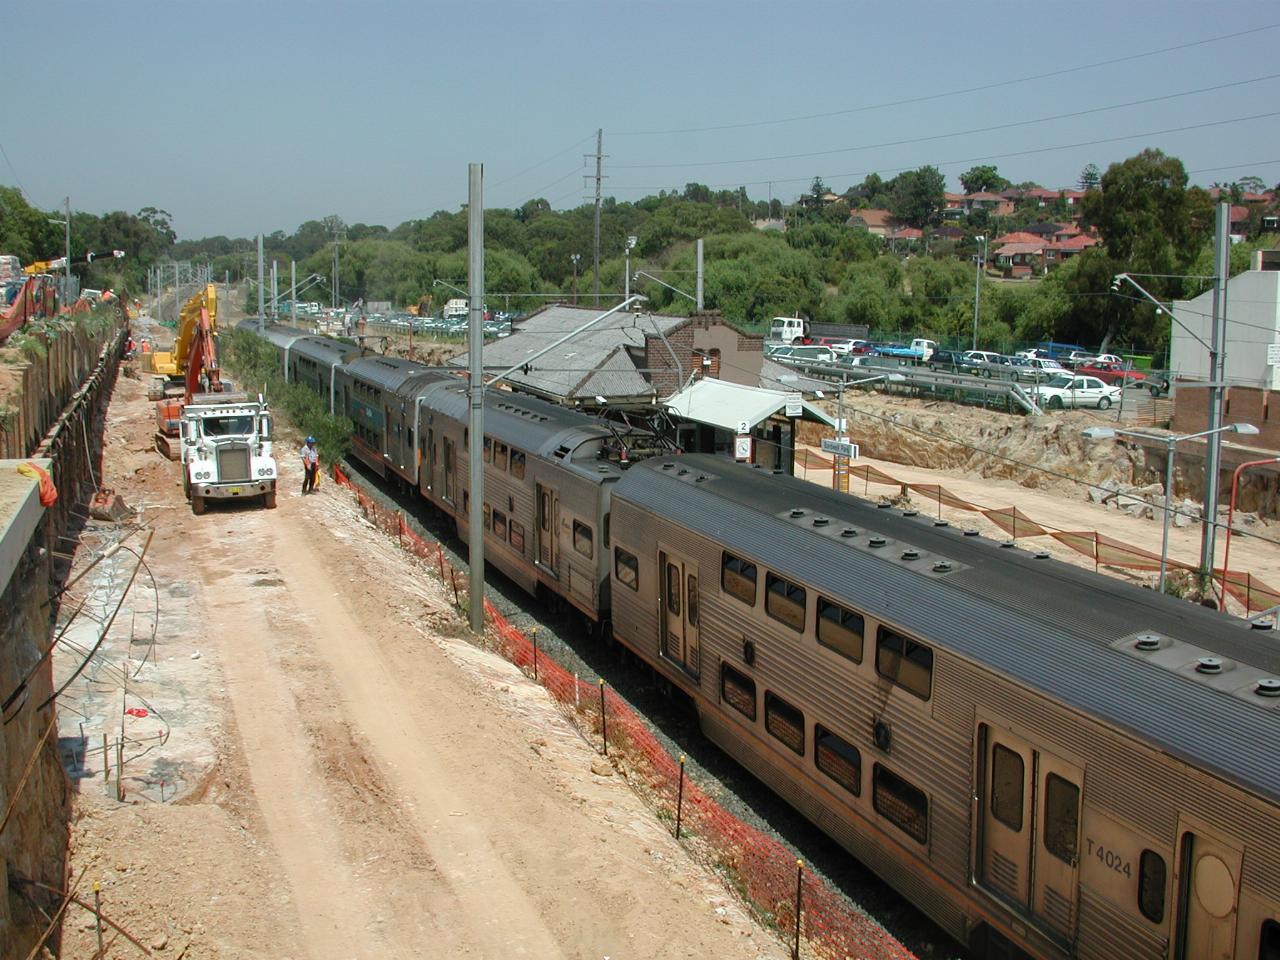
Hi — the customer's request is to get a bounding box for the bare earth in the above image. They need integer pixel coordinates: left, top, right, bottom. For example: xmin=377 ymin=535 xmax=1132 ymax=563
xmin=58 ymin=361 xmax=784 ymax=959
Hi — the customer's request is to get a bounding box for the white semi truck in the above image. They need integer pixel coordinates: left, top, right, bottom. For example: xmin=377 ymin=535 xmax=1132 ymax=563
xmin=180 ymin=393 xmax=278 ymax=515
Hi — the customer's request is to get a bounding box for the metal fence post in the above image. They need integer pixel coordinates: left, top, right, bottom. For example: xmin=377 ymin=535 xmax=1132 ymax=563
xmin=675 ymin=755 xmax=686 ymax=839
xmin=599 ymin=679 xmax=608 ymax=756
xmin=793 ymin=859 xmax=804 ymax=960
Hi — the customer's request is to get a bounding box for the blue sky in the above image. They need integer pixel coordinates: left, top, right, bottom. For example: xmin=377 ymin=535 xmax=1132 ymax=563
xmin=7 ymin=0 xmax=1280 ymax=239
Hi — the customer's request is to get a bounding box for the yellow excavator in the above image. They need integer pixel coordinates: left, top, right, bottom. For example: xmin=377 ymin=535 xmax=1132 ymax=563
xmin=151 ymin=284 xmax=223 ymax=459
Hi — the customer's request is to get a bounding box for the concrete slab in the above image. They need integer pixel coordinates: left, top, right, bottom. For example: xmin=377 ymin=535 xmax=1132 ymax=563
xmin=0 ymin=458 xmax=50 ymax=594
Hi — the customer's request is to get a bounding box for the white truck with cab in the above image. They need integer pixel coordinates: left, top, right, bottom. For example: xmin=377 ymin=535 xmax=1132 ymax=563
xmin=181 ymin=392 xmax=278 ymax=515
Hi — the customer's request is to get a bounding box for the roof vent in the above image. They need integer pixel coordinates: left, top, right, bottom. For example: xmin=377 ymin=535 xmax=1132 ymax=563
xmin=934 ymin=520 xmax=949 ymax=527
xmin=868 ymin=536 xmax=886 ymax=548
xmin=790 ymin=508 xmax=805 ymax=518
xmin=901 ymin=549 xmax=920 ymax=561
xmin=662 ymin=463 xmax=674 ymax=470
xmin=695 ymin=475 xmax=706 ymax=483
xmin=1196 ymin=657 xmax=1224 ymax=675
xmin=772 ymin=469 xmax=784 ymax=475
xmin=932 ymin=560 xmax=952 ymax=572
xmin=963 ymin=529 xmax=979 ymax=537
xmin=1251 ymin=616 xmax=1275 ymax=631
xmin=1256 ymin=678 xmax=1280 ymax=698
xmin=812 ymin=517 xmax=829 ymax=527
xmin=1134 ymin=633 xmax=1161 ymax=651
xmin=876 ymin=502 xmax=892 ymax=510
xmin=840 ymin=528 xmax=858 ymax=538
xmin=597 ymin=465 xmax=609 ymax=473
xmin=1000 ymin=540 xmax=1015 ymax=549
xmin=1034 ymin=551 xmax=1051 ymax=560
xmin=678 ymin=469 xmax=689 ymax=476
xmin=903 ymin=510 xmax=918 ymax=518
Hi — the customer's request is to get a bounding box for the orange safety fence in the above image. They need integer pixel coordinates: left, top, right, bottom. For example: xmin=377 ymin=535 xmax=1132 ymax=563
xmin=331 ymin=462 xmax=917 ymax=960
xmin=806 ymin=452 xmax=1280 ymax=613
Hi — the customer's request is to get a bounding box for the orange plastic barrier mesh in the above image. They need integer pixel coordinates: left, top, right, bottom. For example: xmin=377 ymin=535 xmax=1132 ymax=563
xmin=330 ymin=463 xmax=917 ymax=960
xmin=906 ymin=483 xmax=980 ymax=512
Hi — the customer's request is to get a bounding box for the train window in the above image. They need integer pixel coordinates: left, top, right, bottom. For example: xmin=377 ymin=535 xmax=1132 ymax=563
xmin=1043 ymin=774 xmax=1079 ymax=865
xmin=991 ymin=744 xmax=1024 ymax=831
xmin=815 ymin=725 xmax=860 ymax=796
xmin=765 ymin=692 xmax=805 ymax=755
xmin=1138 ymin=850 xmax=1166 ymax=924
xmin=873 ymin=764 xmax=928 ymax=844
xmin=483 ymin=503 xmax=491 ymax=530
xmin=1261 ymin=920 xmax=1280 ymax=960
xmin=614 ymin=548 xmax=639 ymax=590
xmin=687 ymin=575 xmax=699 ymax=626
xmin=495 ymin=442 xmax=509 ymax=471
xmin=720 ymin=663 xmax=756 ymax=721
xmin=493 ymin=510 xmax=507 ymax=539
xmin=573 ymin=520 xmax=594 ymax=558
xmin=765 ymin=573 xmax=806 ymax=632
xmin=721 ymin=552 xmax=757 ymax=606
xmin=484 ymin=437 xmax=492 ymax=463
xmin=602 ymin=514 xmax=610 ymax=548
xmin=510 ymin=450 xmax=526 ymax=479
xmin=666 ymin=563 xmax=682 ymax=616
xmin=509 ymin=520 xmax=525 ymax=552
xmin=817 ymin=598 xmax=864 ymax=662
xmin=875 ymin=627 xmax=932 ymax=700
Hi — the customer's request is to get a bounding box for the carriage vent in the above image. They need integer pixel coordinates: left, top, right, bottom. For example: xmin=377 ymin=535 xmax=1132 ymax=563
xmin=1114 ymin=631 xmax=1280 ymax=711
xmin=777 ymin=508 xmax=963 ymax=577
xmin=553 ymin=445 xmax=572 ymax=459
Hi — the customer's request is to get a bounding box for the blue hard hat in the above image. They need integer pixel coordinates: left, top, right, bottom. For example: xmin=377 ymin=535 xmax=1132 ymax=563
xmin=306 ymin=436 xmax=316 ymax=443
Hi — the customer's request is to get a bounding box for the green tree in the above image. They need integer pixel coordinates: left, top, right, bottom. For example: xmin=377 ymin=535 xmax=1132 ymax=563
xmin=1077 ymin=163 xmax=1101 ymax=191
xmin=959 ymin=165 xmax=1010 ymax=194
xmin=888 ymin=166 xmax=946 ymax=228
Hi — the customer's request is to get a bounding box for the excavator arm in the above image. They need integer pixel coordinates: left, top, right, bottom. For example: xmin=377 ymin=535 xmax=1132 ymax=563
xmin=153 ymin=283 xmax=217 ymax=380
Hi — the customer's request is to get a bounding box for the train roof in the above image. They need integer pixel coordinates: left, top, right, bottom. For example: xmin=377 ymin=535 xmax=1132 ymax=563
xmin=289 ymin=335 xmax=360 ymax=366
xmin=343 ymin=355 xmax=442 ymax=392
xmin=416 ymin=381 xmax=623 ymax=471
xmin=616 ymin=454 xmax=1280 ymax=804
xmin=234 ymin=319 xmax=306 ymax=350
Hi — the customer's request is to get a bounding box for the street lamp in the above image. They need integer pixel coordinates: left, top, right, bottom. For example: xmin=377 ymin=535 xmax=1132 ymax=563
xmin=570 ymin=253 xmax=581 ymax=305
xmin=1083 ymin=422 xmax=1259 ymax=594
xmin=1219 ymin=455 xmax=1280 ymax=606
xmin=624 ymin=236 xmax=638 ymax=303
xmin=971 ymin=235 xmax=987 ymax=350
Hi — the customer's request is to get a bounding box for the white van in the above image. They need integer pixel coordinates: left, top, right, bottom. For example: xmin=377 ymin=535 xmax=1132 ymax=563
xmin=443 ymin=298 xmax=469 ymax=321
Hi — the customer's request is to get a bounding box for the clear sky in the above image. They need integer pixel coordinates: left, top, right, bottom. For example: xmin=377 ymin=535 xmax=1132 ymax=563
xmin=7 ymin=0 xmax=1280 ymax=239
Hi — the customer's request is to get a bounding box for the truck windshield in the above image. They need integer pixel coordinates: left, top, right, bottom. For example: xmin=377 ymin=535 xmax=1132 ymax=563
xmin=203 ymin=416 xmax=254 ymax=437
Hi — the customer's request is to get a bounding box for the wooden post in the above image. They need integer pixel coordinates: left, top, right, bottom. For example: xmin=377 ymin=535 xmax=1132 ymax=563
xmin=675 ymin=755 xmax=686 ymax=839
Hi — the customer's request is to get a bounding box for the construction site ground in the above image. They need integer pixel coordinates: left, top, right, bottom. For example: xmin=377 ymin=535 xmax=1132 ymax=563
xmin=55 ymin=360 xmax=786 ymax=960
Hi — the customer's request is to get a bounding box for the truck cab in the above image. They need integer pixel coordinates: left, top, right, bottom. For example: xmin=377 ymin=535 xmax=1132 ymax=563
xmin=769 ymin=316 xmax=811 ymax=345
xmin=181 ymin=393 xmax=278 ymax=514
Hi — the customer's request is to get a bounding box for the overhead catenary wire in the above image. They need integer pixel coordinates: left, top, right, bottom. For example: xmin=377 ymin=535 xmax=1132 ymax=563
xmin=613 ymin=22 xmax=1280 ymax=136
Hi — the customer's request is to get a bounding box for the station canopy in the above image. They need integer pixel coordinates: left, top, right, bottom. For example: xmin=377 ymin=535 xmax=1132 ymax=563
xmin=664 ymin=379 xmax=837 ymax=433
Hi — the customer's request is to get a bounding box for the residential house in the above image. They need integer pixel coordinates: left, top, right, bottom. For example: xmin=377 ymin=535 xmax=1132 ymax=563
xmin=846 ymin=208 xmax=894 ymax=236
xmin=964 ymin=192 xmax=1016 ymax=216
xmin=993 ymin=241 xmax=1045 ymax=278
xmin=943 ymin=193 xmax=967 ymax=218
xmin=1043 ymin=234 xmax=1098 ymax=267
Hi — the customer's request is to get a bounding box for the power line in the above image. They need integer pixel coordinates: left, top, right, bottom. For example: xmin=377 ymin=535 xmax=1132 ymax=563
xmin=489 ymin=132 xmax=596 ymax=189
xmin=0 ymin=139 xmax=30 ymax=201
xmin=612 ymin=74 xmax=1280 ymax=171
xmin=613 ymin=22 xmax=1280 ymax=136
xmin=608 ymin=109 xmax=1280 ymax=194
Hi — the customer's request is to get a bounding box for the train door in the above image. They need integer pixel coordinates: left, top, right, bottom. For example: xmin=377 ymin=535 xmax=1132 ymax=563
xmin=977 ymin=724 xmax=1083 ymax=942
xmin=658 ymin=550 xmax=700 ymax=677
xmin=421 ymin=427 xmax=434 ymax=494
xmin=536 ymin=484 xmax=559 ymax=575
xmin=443 ymin=436 xmax=456 ymax=504
xmin=1174 ymin=824 xmax=1242 ymax=960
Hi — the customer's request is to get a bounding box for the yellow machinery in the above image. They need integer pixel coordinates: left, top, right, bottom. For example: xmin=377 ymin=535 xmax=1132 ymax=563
xmin=152 ymin=284 xmax=217 ymax=378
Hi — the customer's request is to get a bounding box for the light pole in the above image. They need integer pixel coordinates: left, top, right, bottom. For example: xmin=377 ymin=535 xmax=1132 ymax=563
xmin=47 ymin=197 xmax=71 ymax=303
xmin=1219 ymin=455 xmax=1280 ymax=606
xmin=971 ymin=235 xmax=987 ymax=350
xmin=624 ymin=236 xmax=638 ymax=303
xmin=570 ymin=254 xmax=581 ymax=305
xmin=1083 ymin=422 xmax=1258 ymax=594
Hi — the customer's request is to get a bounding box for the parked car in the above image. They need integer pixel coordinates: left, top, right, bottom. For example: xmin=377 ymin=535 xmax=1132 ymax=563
xmin=927 ymin=348 xmax=973 ymax=372
xmin=813 ymin=336 xmax=856 ymax=356
xmin=962 ymin=349 xmax=1006 ymax=378
xmin=777 ymin=345 xmax=837 ymax=365
xmin=1075 ymin=361 xmax=1147 ymax=386
xmin=1090 ymin=353 xmax=1124 ymax=365
xmin=1030 ymin=374 xmax=1122 ymax=410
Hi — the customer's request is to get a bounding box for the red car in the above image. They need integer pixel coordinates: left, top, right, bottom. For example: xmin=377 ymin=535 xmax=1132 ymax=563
xmin=1075 ymin=360 xmax=1146 ymax=385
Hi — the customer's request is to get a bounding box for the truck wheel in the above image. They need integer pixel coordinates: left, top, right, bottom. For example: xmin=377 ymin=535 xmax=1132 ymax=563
xmin=191 ymin=495 xmax=206 ymax=516
xmin=264 ymin=491 xmax=277 ymax=509
xmin=1098 ymin=397 xmax=1113 ymax=410
xmin=182 ymin=473 xmax=190 ymax=500
xmin=1149 ymin=385 xmax=1161 ymax=398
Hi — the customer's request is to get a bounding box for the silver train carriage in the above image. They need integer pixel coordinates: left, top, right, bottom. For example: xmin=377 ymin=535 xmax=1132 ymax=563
xmin=608 ymin=454 xmax=1280 ymax=960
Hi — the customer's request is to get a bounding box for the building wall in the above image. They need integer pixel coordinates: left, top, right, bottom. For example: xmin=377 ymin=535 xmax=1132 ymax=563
xmin=1173 ymin=384 xmax=1280 ymax=452
xmin=644 ymin=314 xmax=765 ymax=397
xmin=1171 ymin=271 xmax=1280 ymax=387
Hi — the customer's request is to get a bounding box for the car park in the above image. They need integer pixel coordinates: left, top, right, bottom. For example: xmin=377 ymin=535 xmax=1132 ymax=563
xmin=1030 ymin=374 xmax=1122 ymax=410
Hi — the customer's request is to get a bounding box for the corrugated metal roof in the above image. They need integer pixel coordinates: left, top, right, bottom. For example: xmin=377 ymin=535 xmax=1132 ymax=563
xmin=235 ymin=319 xmax=305 ymax=351
xmin=449 ymin=304 xmax=688 ymax=400
xmin=665 ymin=379 xmax=838 ymax=431
xmin=290 ymin=335 xmax=359 ymax=366
xmin=345 ymin=355 xmax=441 ymax=393
xmin=614 ymin=454 xmax=1280 ymax=803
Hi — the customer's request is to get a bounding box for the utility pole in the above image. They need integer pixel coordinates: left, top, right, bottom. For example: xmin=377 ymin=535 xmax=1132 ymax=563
xmin=696 ymin=238 xmax=705 ymax=311
xmin=63 ymin=197 xmax=71 ymax=300
xmin=624 ymin=236 xmax=636 ymax=303
xmin=467 ymin=163 xmax=486 ymax=634
xmin=257 ymin=234 xmax=265 ymax=331
xmin=271 ymin=260 xmax=278 ymax=318
xmin=290 ymin=260 xmax=297 ymax=326
xmin=592 ymin=128 xmax=602 ymax=305
xmin=972 ymin=235 xmax=987 ymax=350
xmin=173 ymin=262 xmax=180 ymax=329
xmin=1200 ymin=201 xmax=1232 ymax=583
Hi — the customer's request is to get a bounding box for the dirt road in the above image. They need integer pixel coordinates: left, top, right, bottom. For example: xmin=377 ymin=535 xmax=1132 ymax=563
xmin=59 ymin=367 xmax=783 ymax=959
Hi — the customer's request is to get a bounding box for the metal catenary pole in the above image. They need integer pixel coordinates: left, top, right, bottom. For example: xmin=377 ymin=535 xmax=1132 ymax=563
xmin=592 ymin=128 xmax=602 ymax=305
xmin=63 ymin=197 xmax=71 ymax=300
xmin=467 ymin=163 xmax=486 ymax=634
xmin=1200 ymin=201 xmax=1230 ymax=582
xmin=696 ymin=238 xmax=704 ymax=311
xmin=291 ymin=260 xmax=297 ymax=326
xmin=257 ymin=234 xmax=265 ymax=331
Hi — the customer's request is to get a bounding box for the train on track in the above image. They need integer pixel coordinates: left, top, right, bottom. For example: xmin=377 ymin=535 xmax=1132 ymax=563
xmin=238 ymin=319 xmax=1280 ymax=960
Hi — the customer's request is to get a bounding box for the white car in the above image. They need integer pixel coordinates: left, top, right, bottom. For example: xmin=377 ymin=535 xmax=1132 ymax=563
xmin=1090 ymin=353 xmax=1124 ymax=365
xmin=1031 ymin=374 xmax=1122 ymax=410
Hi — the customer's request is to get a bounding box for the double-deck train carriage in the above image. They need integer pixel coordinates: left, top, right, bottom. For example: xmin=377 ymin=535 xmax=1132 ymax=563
xmin=336 ymin=355 xmax=450 ymax=482
xmin=413 ymin=380 xmax=629 ymax=621
xmin=609 ymin=454 xmax=1280 ymax=960
xmin=284 ymin=335 xmax=362 ymax=412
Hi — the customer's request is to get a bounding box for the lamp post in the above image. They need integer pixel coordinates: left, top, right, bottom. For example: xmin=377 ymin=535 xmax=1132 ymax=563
xmin=971 ymin=235 xmax=987 ymax=350
xmin=1083 ymin=422 xmax=1258 ymax=593
xmin=624 ymin=236 xmax=638 ymax=303
xmin=1219 ymin=455 xmax=1280 ymax=606
xmin=570 ymin=254 xmax=581 ymax=305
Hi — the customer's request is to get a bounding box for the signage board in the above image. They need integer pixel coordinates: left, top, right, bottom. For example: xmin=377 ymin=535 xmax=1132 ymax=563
xmin=734 ymin=435 xmax=753 ymax=461
xmin=821 ymin=438 xmax=860 ymax=459
xmin=1269 ymin=343 xmax=1280 ymax=366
